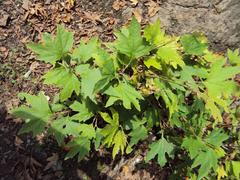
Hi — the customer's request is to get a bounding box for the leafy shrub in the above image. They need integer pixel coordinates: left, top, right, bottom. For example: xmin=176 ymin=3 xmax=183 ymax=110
xmin=12 ymin=18 xmax=240 ymax=179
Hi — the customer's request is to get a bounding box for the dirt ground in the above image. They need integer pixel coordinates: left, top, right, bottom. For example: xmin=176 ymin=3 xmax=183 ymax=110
xmin=0 ymin=0 xmax=239 ymax=179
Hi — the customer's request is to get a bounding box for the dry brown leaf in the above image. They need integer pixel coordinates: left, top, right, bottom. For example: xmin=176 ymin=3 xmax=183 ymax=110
xmin=44 ymin=153 xmax=59 ymax=171
xmin=22 ymin=0 xmax=31 ymax=10
xmin=112 ymin=0 xmax=126 ymax=11
xmin=84 ymin=12 xmax=102 ymax=22
xmin=66 ymin=0 xmax=75 ymax=7
xmin=146 ymin=0 xmax=160 ymax=17
xmin=132 ymin=7 xmax=142 ymax=22
xmin=15 ymin=136 xmax=24 ymax=149
xmin=130 ymin=0 xmax=138 ymax=5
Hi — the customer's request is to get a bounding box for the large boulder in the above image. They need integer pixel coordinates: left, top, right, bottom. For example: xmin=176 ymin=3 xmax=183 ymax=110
xmin=151 ymin=0 xmax=240 ymax=51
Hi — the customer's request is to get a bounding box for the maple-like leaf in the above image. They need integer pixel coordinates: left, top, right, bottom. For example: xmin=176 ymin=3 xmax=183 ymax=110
xmin=70 ymin=100 xmax=95 ymax=122
xmin=191 ymin=149 xmax=218 ymax=179
xmin=205 ymin=129 xmax=228 ymax=147
xmin=104 ymin=82 xmax=144 ymax=111
xmin=113 ymin=17 xmax=151 ymax=60
xmin=227 ymin=49 xmax=240 ymax=66
xmin=65 ymin=137 xmax=91 ymax=161
xmin=100 ymin=109 xmax=127 ymax=158
xmin=154 ymin=79 xmax=178 ymax=119
xmin=49 ymin=116 xmax=96 ymax=145
xmin=157 ymin=42 xmax=185 ymax=69
xmin=43 ymin=66 xmax=80 ymax=101
xmin=12 ymin=92 xmax=52 ymax=136
xmin=49 ymin=116 xmax=81 ymax=145
xmin=93 ymin=48 xmax=115 ymax=76
xmin=127 ymin=119 xmax=148 ymax=152
xmin=180 ymin=33 xmax=208 ymax=55
xmin=202 ymin=59 xmax=239 ymax=120
xmin=75 ymin=64 xmax=102 ymax=102
xmin=144 ymin=20 xmax=184 ymax=69
xmin=144 ymin=19 xmax=170 ymax=46
xmin=72 ymin=38 xmax=99 ymax=63
xmin=182 ymin=137 xmax=206 ymax=159
xmin=93 ymin=48 xmax=116 ymax=92
xmin=146 ymin=137 xmax=175 ymax=167
xmin=144 ymin=56 xmax=161 ymax=70
xmin=27 ymin=25 xmax=73 ymax=64
xmin=232 ymin=161 xmax=240 ymax=178
xmin=112 ymin=130 xmax=127 ymax=159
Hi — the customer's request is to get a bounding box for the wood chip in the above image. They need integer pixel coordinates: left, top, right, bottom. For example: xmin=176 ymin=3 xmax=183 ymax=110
xmin=146 ymin=0 xmax=160 ymax=17
xmin=0 ymin=13 xmax=9 ymax=27
xmin=112 ymin=0 xmax=126 ymax=11
xmin=132 ymin=7 xmax=142 ymax=22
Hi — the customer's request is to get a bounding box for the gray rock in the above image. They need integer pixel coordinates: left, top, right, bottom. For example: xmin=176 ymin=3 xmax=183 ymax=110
xmin=151 ymin=0 xmax=240 ymax=51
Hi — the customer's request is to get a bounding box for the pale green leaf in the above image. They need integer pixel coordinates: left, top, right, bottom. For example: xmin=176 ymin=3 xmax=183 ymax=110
xmin=180 ymin=33 xmax=208 ymax=55
xmin=232 ymin=161 xmax=240 ymax=178
xmin=12 ymin=92 xmax=52 ymax=136
xmin=72 ymin=38 xmax=99 ymax=63
xmin=27 ymin=25 xmax=73 ymax=64
xmin=43 ymin=66 xmax=80 ymax=101
xmin=182 ymin=137 xmax=206 ymax=159
xmin=156 ymin=41 xmax=185 ymax=69
xmin=227 ymin=49 xmax=240 ymax=66
xmin=104 ymin=82 xmax=144 ymax=111
xmin=70 ymin=100 xmax=95 ymax=122
xmin=113 ymin=17 xmax=151 ymax=60
xmin=144 ymin=56 xmax=161 ymax=70
xmin=205 ymin=129 xmax=228 ymax=147
xmin=112 ymin=130 xmax=127 ymax=158
xmin=144 ymin=19 xmax=170 ymax=46
xmin=75 ymin=64 xmax=102 ymax=102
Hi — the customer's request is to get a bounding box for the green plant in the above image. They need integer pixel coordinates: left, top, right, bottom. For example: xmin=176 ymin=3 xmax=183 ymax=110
xmin=12 ymin=18 xmax=240 ymax=179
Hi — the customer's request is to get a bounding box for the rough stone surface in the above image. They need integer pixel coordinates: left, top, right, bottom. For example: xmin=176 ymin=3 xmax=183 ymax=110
xmin=151 ymin=0 xmax=240 ymax=51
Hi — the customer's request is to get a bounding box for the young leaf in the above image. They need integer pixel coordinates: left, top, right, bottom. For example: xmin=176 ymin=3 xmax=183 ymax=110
xmin=43 ymin=66 xmax=80 ymax=101
xmin=144 ymin=20 xmax=184 ymax=69
xmin=27 ymin=25 xmax=73 ymax=64
xmin=144 ymin=19 xmax=170 ymax=46
xmin=180 ymin=33 xmax=208 ymax=55
xmin=12 ymin=92 xmax=52 ymax=136
xmin=100 ymin=125 xmax=118 ymax=147
xmin=104 ymin=82 xmax=144 ymax=111
xmin=227 ymin=49 xmax=240 ymax=66
xmin=72 ymin=38 xmax=99 ymax=63
xmin=232 ymin=161 xmax=240 ymax=178
xmin=100 ymin=110 xmax=127 ymax=158
xmin=112 ymin=130 xmax=127 ymax=159
xmin=113 ymin=17 xmax=151 ymax=60
xmin=144 ymin=56 xmax=161 ymax=70
xmin=156 ymin=41 xmax=185 ymax=69
xmin=146 ymin=137 xmax=175 ymax=167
